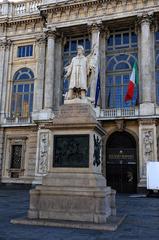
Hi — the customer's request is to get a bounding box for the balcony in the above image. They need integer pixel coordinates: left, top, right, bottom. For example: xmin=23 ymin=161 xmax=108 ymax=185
xmin=99 ymin=107 xmax=139 ymax=120
xmin=0 ymin=0 xmax=43 ymax=17
xmin=3 ymin=112 xmax=32 ymax=125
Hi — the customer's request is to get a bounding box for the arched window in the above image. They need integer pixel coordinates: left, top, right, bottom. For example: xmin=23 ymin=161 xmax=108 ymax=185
xmin=11 ymin=68 xmax=34 ymax=116
xmin=106 ymin=28 xmax=138 ymax=108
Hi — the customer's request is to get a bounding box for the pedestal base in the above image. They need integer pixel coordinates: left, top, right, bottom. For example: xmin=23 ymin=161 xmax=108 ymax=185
xmin=11 ymin=215 xmax=125 ymax=231
xmin=28 ymin=173 xmax=116 ymax=224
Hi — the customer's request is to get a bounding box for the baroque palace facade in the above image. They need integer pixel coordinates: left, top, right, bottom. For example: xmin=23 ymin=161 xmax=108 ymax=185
xmin=0 ymin=0 xmax=159 ymax=193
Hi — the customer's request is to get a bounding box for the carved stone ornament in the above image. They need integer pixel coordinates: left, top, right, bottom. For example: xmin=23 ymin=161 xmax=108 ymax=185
xmin=142 ymin=130 xmax=153 ymax=175
xmin=36 ymin=34 xmax=46 ymax=45
xmin=38 ymin=133 xmax=49 ymax=174
xmin=93 ymin=134 xmax=102 ymax=167
xmin=115 ymin=120 xmax=125 ymax=131
xmin=0 ymin=38 xmax=11 ymax=49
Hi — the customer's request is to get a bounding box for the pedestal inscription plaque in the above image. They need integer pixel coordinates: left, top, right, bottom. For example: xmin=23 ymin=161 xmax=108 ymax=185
xmin=53 ymin=135 xmax=89 ymax=167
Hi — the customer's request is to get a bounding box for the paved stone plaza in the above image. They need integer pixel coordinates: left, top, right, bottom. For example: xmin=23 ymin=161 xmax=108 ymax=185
xmin=0 ymin=189 xmax=159 ymax=240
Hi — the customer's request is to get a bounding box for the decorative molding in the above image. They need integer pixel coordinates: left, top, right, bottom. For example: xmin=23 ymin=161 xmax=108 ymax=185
xmin=93 ymin=134 xmax=102 ymax=167
xmin=115 ymin=120 xmax=125 ymax=131
xmin=38 ymin=133 xmax=49 ymax=174
xmin=139 ymin=119 xmax=157 ymax=126
xmin=0 ymin=38 xmax=11 ymax=49
xmin=142 ymin=129 xmax=153 ymax=176
xmin=43 ymin=26 xmax=57 ymax=38
xmin=136 ymin=12 xmax=154 ymax=29
xmin=36 ymin=33 xmax=46 ymax=45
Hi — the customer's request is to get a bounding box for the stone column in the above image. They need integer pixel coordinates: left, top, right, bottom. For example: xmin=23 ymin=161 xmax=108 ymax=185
xmin=54 ymin=35 xmax=63 ymax=110
xmin=32 ymin=34 xmax=46 ymax=121
xmin=100 ymin=27 xmax=109 ymax=109
xmin=138 ymin=119 xmax=157 ymax=189
xmin=88 ymin=22 xmax=100 ymax=104
xmin=0 ymin=128 xmax=4 ymax=180
xmin=138 ymin=13 xmax=154 ymax=115
xmin=0 ymin=40 xmax=6 ymax=121
xmin=0 ymin=39 xmax=11 ymax=121
xmin=44 ymin=28 xmax=56 ymax=112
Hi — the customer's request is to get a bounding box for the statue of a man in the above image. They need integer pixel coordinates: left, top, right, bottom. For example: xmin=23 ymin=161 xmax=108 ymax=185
xmin=64 ymin=45 xmax=89 ymax=100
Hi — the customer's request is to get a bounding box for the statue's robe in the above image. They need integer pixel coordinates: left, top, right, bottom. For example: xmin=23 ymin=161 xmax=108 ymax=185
xmin=67 ymin=55 xmax=87 ymax=90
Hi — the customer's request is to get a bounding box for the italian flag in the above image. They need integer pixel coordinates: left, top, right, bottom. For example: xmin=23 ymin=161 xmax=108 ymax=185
xmin=125 ymin=62 xmax=138 ymax=102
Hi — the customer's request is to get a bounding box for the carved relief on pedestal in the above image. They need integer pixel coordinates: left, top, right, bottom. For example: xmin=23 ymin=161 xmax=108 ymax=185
xmin=142 ymin=130 xmax=153 ymax=176
xmin=38 ymin=133 xmax=49 ymax=174
xmin=93 ymin=134 xmax=102 ymax=167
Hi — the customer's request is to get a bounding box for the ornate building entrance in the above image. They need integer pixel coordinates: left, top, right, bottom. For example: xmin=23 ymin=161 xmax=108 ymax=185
xmin=106 ymin=131 xmax=137 ymax=193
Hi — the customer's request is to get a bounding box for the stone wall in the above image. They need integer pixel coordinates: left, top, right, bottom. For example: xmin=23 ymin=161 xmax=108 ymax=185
xmin=1 ymin=127 xmax=37 ymax=184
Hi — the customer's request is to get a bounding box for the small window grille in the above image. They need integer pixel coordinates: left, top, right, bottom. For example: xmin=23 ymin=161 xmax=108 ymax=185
xmin=10 ymin=145 xmax=22 ymax=169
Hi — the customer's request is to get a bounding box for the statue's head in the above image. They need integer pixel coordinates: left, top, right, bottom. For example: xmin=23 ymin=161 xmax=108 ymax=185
xmin=77 ymin=45 xmax=84 ymax=55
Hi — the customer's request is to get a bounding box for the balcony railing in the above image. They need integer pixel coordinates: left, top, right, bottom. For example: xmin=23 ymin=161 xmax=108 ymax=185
xmin=13 ymin=0 xmax=43 ymax=15
xmin=99 ymin=107 xmax=139 ymax=119
xmin=0 ymin=0 xmax=43 ymax=17
xmin=3 ymin=112 xmax=32 ymax=125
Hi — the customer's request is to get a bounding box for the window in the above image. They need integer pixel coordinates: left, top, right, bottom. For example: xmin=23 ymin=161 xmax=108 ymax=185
xmin=63 ymin=36 xmax=91 ymax=98
xmin=17 ymin=45 xmax=33 ymax=58
xmin=11 ymin=68 xmax=34 ymax=116
xmin=155 ymin=32 xmax=159 ymax=104
xmin=11 ymin=145 xmax=22 ymax=169
xmin=106 ymin=28 xmax=138 ymax=108
xmin=10 ymin=144 xmax=22 ymax=178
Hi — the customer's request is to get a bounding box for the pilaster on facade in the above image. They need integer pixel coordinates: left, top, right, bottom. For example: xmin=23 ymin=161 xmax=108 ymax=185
xmin=0 ymin=128 xmax=4 ymax=180
xmin=44 ymin=27 xmax=56 ymax=110
xmin=100 ymin=26 xmax=110 ymax=109
xmin=0 ymin=38 xmax=12 ymax=124
xmin=32 ymin=34 xmax=46 ymax=120
xmin=137 ymin=12 xmax=155 ymax=116
xmin=54 ymin=34 xmax=63 ymax=110
xmin=87 ymin=22 xmax=101 ymax=104
xmin=32 ymin=27 xmax=56 ymax=122
xmin=138 ymin=119 xmax=157 ymax=188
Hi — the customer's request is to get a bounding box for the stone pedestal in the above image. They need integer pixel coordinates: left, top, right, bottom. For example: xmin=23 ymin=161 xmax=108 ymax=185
xmin=28 ymin=102 xmax=116 ymax=224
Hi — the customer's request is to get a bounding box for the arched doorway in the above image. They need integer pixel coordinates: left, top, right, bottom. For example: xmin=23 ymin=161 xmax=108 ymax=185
xmin=106 ymin=131 xmax=137 ymax=193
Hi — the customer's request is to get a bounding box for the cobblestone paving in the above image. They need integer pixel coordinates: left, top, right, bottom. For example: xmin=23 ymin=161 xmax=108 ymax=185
xmin=0 ymin=189 xmax=159 ymax=240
